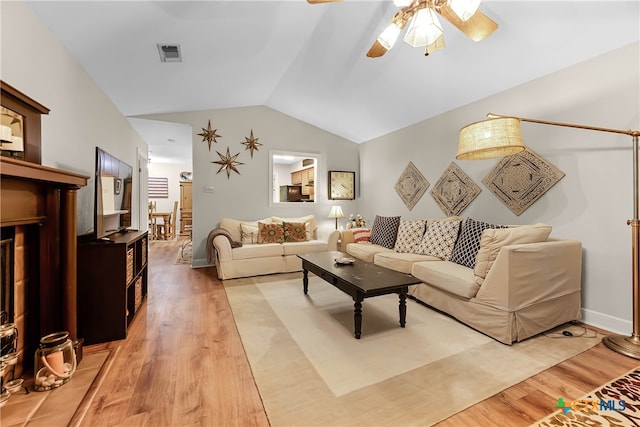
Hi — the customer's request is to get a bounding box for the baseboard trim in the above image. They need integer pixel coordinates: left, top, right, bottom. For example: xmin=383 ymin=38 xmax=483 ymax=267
xmin=191 ymin=257 xmax=212 ymax=268
xmin=580 ymin=308 xmax=632 ymax=335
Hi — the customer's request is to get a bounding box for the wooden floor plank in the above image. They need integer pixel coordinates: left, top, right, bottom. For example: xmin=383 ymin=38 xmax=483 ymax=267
xmin=82 ymin=238 xmax=639 ymax=426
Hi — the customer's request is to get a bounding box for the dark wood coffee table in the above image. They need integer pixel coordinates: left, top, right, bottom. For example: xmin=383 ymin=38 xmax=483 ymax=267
xmin=297 ymin=251 xmax=422 ymax=339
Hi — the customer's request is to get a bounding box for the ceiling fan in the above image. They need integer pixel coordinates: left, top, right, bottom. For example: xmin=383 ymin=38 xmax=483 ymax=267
xmin=308 ymin=0 xmax=498 ymax=58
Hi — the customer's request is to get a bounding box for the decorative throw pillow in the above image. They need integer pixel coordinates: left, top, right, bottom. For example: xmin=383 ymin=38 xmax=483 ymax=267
xmin=416 ymin=219 xmax=462 ymax=260
xmin=240 ymin=222 xmax=259 ymax=244
xmin=369 ymin=215 xmax=401 ymax=249
xmin=352 ymin=228 xmax=371 ymax=243
xmin=272 ymin=215 xmax=316 ymax=240
xmin=450 ymin=218 xmax=507 ymax=268
xmin=474 ymin=223 xmax=552 ymax=286
xmin=394 ymin=219 xmax=427 ymax=253
xmin=283 ymin=222 xmax=307 ymax=242
xmin=257 ymin=221 xmax=284 ymax=244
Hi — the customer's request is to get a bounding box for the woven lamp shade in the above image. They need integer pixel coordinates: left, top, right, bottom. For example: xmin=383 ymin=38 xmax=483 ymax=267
xmin=457 ymin=116 xmax=526 ymax=160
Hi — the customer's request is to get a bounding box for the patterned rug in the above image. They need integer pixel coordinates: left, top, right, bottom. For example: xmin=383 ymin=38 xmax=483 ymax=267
xmin=175 ymin=243 xmax=192 ymax=265
xmin=532 ymin=367 xmax=640 ymax=426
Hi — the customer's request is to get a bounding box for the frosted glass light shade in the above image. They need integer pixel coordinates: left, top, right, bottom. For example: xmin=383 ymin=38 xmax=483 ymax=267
xmin=425 ymin=34 xmax=446 ymax=55
xmin=377 ymin=23 xmax=401 ymax=50
xmin=404 ymin=7 xmax=444 ymax=47
xmin=457 ymin=117 xmax=525 ymax=160
xmin=449 ymin=0 xmax=481 ymax=21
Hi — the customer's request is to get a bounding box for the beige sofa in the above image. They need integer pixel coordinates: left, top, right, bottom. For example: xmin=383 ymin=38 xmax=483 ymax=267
xmin=341 ymin=218 xmax=582 ymax=344
xmin=211 ymin=214 xmax=340 ymax=280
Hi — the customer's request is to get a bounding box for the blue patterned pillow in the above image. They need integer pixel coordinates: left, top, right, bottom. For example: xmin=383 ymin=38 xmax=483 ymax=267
xmin=450 ymin=218 xmax=506 ymax=268
xmin=369 ymin=215 xmax=401 ymax=249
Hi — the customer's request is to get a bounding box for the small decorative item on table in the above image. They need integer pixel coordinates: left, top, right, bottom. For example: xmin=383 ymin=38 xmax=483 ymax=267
xmin=346 ymin=213 xmax=366 ymax=229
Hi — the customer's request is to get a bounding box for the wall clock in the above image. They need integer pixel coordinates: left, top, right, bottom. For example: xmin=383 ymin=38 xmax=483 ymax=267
xmin=328 ymin=170 xmax=355 ymax=200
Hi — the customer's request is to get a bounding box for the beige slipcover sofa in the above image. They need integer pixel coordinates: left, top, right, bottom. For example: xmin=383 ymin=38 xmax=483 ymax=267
xmin=211 ymin=214 xmax=340 ymax=280
xmin=341 ymin=219 xmax=582 ymax=344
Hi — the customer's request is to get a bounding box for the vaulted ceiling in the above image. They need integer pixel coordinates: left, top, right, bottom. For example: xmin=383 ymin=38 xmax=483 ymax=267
xmin=26 ymin=1 xmax=640 ymax=164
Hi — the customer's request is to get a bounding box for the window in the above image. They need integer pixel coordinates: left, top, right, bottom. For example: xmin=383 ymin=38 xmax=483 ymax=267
xmin=148 ymin=176 xmax=168 ymax=198
xmin=269 ymin=150 xmax=319 ymax=206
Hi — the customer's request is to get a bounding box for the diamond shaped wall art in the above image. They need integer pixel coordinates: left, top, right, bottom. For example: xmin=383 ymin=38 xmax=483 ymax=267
xmin=394 ymin=162 xmax=429 ymax=211
xmin=430 ymin=162 xmax=481 ymax=216
xmin=482 ymin=149 xmax=565 ymax=216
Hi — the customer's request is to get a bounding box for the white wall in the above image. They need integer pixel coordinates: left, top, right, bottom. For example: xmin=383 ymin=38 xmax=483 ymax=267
xmin=1 ymin=1 xmax=149 ymax=235
xmin=139 ymin=106 xmax=360 ymax=265
xmin=359 ymin=42 xmax=640 ymax=334
xmin=148 ymin=162 xmax=190 ymax=214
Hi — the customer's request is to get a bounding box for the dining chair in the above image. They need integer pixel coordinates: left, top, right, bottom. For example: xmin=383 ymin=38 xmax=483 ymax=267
xmin=148 ymin=201 xmax=157 ymax=239
xmin=158 ymin=201 xmax=178 ymax=240
xmin=165 ymin=200 xmax=178 ymax=240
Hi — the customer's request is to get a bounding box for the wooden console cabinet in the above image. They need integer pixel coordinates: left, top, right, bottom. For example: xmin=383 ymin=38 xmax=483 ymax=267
xmin=77 ymin=230 xmax=148 ymax=345
xmin=180 ymin=181 xmax=192 ymax=235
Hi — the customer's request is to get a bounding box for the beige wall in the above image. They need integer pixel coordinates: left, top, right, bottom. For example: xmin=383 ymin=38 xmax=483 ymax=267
xmin=138 ymin=106 xmax=360 ymax=265
xmin=359 ymin=42 xmax=640 ymax=334
xmin=1 ymin=1 xmax=149 ymax=235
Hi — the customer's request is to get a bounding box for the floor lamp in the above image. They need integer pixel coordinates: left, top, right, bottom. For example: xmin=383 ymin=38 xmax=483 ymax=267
xmin=457 ymin=113 xmax=640 ymax=360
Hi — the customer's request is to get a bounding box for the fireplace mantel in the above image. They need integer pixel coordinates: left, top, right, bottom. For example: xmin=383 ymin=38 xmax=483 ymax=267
xmin=0 ymin=157 xmax=88 ymax=351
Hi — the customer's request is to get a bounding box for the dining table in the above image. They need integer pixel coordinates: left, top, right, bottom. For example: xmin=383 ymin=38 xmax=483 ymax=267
xmin=150 ymin=211 xmax=171 ymax=240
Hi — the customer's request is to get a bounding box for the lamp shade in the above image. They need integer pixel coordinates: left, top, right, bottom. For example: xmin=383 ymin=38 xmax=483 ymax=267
xmin=456 ymin=117 xmax=526 ymax=160
xmin=327 ymin=205 xmax=345 ymax=219
xmin=404 ymin=7 xmax=444 ymax=47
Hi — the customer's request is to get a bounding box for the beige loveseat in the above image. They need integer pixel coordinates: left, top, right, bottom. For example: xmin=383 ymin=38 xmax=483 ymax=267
xmin=210 ymin=214 xmax=340 ymax=280
xmin=341 ymin=217 xmax=582 ymax=345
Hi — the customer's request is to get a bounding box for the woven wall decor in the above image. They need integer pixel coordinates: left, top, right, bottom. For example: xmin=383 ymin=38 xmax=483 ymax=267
xmin=394 ymin=161 xmax=429 ymax=211
xmin=482 ymin=149 xmax=565 ymax=216
xmin=430 ymin=162 xmax=481 ymax=216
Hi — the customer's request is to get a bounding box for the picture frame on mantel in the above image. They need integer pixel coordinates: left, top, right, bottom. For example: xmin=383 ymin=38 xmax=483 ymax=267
xmin=328 ymin=170 xmax=356 ymax=200
xmin=0 ymin=80 xmax=50 ymax=164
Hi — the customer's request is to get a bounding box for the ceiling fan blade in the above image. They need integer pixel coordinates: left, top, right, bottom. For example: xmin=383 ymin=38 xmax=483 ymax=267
xmin=437 ymin=5 xmax=498 ymax=42
xmin=307 ymin=0 xmax=343 ymax=3
xmin=366 ymin=40 xmax=388 ymax=58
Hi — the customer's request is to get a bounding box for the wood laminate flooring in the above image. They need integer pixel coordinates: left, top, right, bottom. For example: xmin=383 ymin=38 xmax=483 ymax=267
xmin=81 ymin=238 xmax=639 ymax=426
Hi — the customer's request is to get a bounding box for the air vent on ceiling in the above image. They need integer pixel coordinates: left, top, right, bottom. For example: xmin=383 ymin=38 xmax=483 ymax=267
xmin=157 ymin=44 xmax=182 ymax=63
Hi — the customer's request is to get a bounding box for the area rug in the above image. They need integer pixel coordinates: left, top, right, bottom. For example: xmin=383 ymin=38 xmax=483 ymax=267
xmin=532 ymin=367 xmax=640 ymax=427
xmin=224 ymin=273 xmax=603 ymax=427
xmin=175 ymin=243 xmax=192 ymax=265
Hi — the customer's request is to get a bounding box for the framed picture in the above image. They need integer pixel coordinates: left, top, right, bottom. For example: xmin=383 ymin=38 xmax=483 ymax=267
xmin=328 ymin=170 xmax=355 ymax=200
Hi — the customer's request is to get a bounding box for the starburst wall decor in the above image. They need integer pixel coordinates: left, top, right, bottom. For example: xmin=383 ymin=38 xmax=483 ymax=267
xmin=212 ymin=146 xmax=243 ymax=179
xmin=242 ymin=129 xmax=262 ymax=158
xmin=198 ymin=119 xmax=221 ymax=151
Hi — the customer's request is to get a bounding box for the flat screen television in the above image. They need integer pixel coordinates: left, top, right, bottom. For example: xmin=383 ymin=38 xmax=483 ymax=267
xmin=94 ymin=147 xmax=133 ymax=239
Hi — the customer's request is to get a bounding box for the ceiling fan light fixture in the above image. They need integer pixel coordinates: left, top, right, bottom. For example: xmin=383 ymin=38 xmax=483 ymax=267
xmin=448 ymin=0 xmax=481 ymax=22
xmin=377 ymin=22 xmax=402 ymax=50
xmin=404 ymin=7 xmax=444 ymax=47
